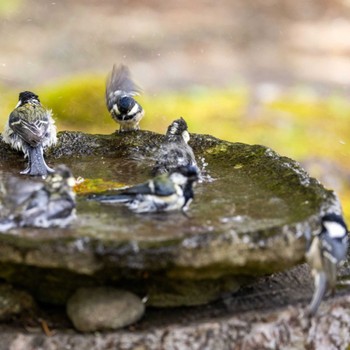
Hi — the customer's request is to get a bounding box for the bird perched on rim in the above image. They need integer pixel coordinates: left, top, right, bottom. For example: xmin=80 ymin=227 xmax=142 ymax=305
xmin=89 ymin=165 xmax=199 ymax=213
xmin=2 ymin=91 xmax=57 ymax=176
xmin=152 ymin=117 xmax=198 ymax=176
xmin=0 ymin=165 xmax=76 ymax=230
xmin=305 ymin=213 xmax=348 ymax=316
xmin=105 ymin=64 xmax=144 ymax=132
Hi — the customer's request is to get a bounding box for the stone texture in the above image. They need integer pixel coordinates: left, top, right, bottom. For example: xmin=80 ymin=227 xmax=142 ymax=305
xmin=0 ymin=293 xmax=350 ymax=349
xmin=0 ymin=283 xmax=35 ymax=321
xmin=0 ymin=131 xmax=341 ymax=307
xmin=66 ymin=287 xmax=145 ymax=332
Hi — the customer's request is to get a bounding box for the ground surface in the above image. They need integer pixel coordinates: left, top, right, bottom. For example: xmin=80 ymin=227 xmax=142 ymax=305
xmin=1 ymin=264 xmax=350 ymax=349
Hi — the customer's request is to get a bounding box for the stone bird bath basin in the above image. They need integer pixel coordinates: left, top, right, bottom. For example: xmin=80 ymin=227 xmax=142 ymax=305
xmin=0 ymin=131 xmax=345 ymax=348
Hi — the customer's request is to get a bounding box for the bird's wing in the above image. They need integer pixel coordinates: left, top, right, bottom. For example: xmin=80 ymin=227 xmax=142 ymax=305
xmin=5 ymin=177 xmax=44 ymax=207
xmin=122 ymin=177 xmax=176 ymax=197
xmin=88 ymin=193 xmax=131 ymax=203
xmin=10 ymin=190 xmax=48 ymax=225
xmin=46 ymin=197 xmax=76 ymax=220
xmin=90 ymin=176 xmax=176 ymax=203
xmin=153 ymin=180 xmax=177 ymax=196
xmin=121 ymin=182 xmax=156 ymax=195
xmin=106 ymin=64 xmax=141 ymax=110
xmin=9 ymin=106 xmax=50 ymax=147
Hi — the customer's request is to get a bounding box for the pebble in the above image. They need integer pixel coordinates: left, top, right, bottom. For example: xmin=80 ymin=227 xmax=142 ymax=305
xmin=66 ymin=287 xmax=145 ymax=332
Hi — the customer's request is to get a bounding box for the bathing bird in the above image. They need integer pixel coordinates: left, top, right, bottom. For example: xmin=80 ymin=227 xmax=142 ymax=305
xmin=305 ymin=213 xmax=348 ymax=316
xmin=106 ymin=64 xmax=144 ymax=132
xmin=0 ymin=165 xmax=76 ymax=230
xmin=89 ymin=165 xmax=199 ymax=213
xmin=2 ymin=91 xmax=57 ymax=176
xmin=152 ymin=117 xmax=198 ymax=175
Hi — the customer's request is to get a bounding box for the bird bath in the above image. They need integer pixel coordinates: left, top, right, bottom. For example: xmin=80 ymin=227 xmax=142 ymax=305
xmin=0 ymin=130 xmax=346 ymax=348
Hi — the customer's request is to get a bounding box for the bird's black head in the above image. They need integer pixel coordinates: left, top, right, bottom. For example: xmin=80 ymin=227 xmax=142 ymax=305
xmin=322 ymin=213 xmax=347 ymax=227
xmin=18 ymin=91 xmax=40 ymax=105
xmin=54 ymin=165 xmax=74 ymax=180
xmin=46 ymin=165 xmax=75 ymax=190
xmin=174 ymin=165 xmax=199 ymax=181
xmin=321 ymin=213 xmax=348 ymax=238
xmin=118 ymin=96 xmax=135 ymax=114
xmin=166 ymin=117 xmax=188 ymax=137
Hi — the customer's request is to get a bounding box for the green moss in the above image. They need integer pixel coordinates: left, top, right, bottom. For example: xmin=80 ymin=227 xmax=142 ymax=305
xmin=74 ymin=178 xmax=126 ymax=195
xmin=40 ymin=75 xmax=114 ymax=133
xmin=205 ymin=144 xmax=229 ymax=155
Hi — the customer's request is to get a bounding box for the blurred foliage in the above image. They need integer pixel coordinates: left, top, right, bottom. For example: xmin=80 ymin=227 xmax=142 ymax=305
xmin=40 ymin=75 xmax=112 ymax=132
xmin=0 ymin=0 xmax=21 ymax=16
xmin=0 ymin=75 xmax=349 ymax=221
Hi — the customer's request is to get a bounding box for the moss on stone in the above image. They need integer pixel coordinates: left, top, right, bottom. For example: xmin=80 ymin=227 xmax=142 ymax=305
xmin=0 ymin=131 xmax=340 ymax=306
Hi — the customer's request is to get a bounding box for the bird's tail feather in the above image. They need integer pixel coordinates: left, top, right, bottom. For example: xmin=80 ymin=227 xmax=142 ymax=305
xmin=88 ymin=194 xmax=131 ymax=203
xmin=306 ymin=271 xmax=327 ymax=316
xmin=22 ymin=146 xmax=54 ymax=176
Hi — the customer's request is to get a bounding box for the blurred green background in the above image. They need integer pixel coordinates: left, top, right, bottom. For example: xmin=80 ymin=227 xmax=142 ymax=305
xmin=1 ymin=0 xmax=350 ymax=221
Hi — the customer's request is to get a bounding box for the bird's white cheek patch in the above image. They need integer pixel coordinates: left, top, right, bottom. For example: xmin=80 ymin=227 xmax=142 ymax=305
xmin=170 ymin=173 xmax=187 ymax=186
xmin=169 ymin=123 xmax=178 ymax=135
xmin=148 ymin=181 xmax=155 ymax=193
xmin=182 ymin=131 xmax=190 ymax=144
xmin=67 ymin=178 xmax=76 ymax=187
xmin=324 ymin=221 xmax=347 ymax=238
xmin=128 ymin=103 xmax=139 ymax=116
xmin=113 ymin=104 xmax=121 ymax=115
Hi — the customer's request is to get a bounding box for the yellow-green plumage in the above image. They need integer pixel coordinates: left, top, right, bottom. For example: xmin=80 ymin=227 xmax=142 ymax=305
xmin=2 ymin=91 xmax=57 ymax=176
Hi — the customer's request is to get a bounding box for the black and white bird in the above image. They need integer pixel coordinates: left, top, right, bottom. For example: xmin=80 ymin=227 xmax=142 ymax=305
xmin=2 ymin=91 xmax=57 ymax=176
xmin=0 ymin=165 xmax=76 ymax=230
xmin=90 ymin=165 xmax=199 ymax=213
xmin=152 ymin=117 xmax=197 ymax=176
xmin=305 ymin=213 xmax=349 ymax=316
xmin=106 ymin=64 xmax=144 ymax=132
